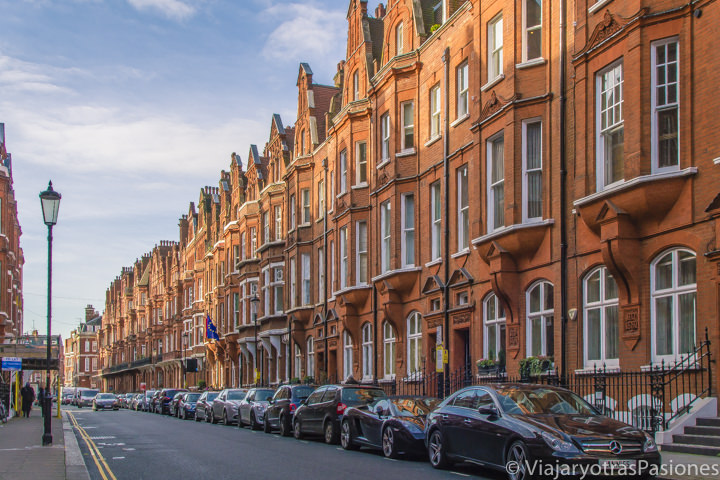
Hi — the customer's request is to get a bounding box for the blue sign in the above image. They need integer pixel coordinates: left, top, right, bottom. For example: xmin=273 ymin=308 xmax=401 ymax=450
xmin=1 ymin=357 xmax=21 ymax=371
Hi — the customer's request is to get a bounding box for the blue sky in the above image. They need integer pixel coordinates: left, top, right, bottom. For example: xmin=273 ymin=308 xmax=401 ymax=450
xmin=0 ymin=0 xmax=357 ymax=340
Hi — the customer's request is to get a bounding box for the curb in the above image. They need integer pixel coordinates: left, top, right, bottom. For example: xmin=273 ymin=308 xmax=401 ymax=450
xmin=62 ymin=411 xmax=90 ymax=480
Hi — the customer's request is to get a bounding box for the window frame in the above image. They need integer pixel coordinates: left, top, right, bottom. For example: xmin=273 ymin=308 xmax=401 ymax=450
xmin=457 ymin=164 xmax=469 ymax=251
xmin=456 ymin=61 xmax=469 ymax=119
xmin=340 ymin=226 xmax=348 ymax=289
xmin=355 ymin=141 xmax=368 ymax=186
xmin=431 ymin=181 xmax=442 ymax=260
xmin=301 ymin=253 xmax=311 ymax=306
xmin=483 ymin=293 xmax=506 ymax=361
xmin=407 ymin=312 xmax=423 ymax=376
xmin=396 ymin=21 xmax=404 ymax=56
xmin=380 ymin=201 xmax=391 ymax=273
xmin=430 ymin=85 xmax=441 ymax=138
xmin=583 ymin=266 xmax=620 ymax=368
xmin=400 ymin=101 xmax=414 ymax=151
xmin=361 ymin=323 xmax=373 ymax=380
xmin=301 ymin=188 xmax=311 ymax=225
xmin=339 ymin=149 xmax=348 ymax=193
xmin=289 ymin=194 xmax=296 ymax=230
xmin=343 ymin=330 xmax=353 ymax=380
xmin=383 ymin=321 xmax=396 ymax=380
xmin=596 ymin=60 xmax=625 ymax=190
xmin=401 ymin=193 xmax=415 ymax=267
xmin=651 ymin=37 xmax=680 ymax=173
xmin=380 ymin=113 xmax=391 ymax=162
xmin=487 ymin=131 xmax=505 ymax=232
xmin=526 ymin=280 xmax=554 ymax=357
xmin=522 ymin=0 xmax=542 ymax=62
xmin=522 ymin=119 xmax=543 ymax=223
xmin=488 ymin=14 xmax=504 ymax=82
xmin=356 ymin=221 xmax=368 ymax=284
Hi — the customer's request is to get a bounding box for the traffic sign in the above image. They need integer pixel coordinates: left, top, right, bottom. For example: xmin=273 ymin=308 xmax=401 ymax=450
xmin=140 ymin=382 xmax=146 ymax=391
xmin=1 ymin=357 xmax=21 ymax=371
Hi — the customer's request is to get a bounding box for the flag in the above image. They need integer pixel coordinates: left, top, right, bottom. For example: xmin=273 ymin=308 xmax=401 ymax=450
xmin=205 ymin=315 xmax=220 ymax=341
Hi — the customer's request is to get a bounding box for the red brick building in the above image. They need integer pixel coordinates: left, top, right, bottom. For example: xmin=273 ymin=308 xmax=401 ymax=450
xmin=63 ymin=305 xmax=101 ymax=389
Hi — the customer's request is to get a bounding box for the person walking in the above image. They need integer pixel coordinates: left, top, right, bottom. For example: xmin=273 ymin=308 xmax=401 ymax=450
xmin=20 ymin=383 xmax=35 ymax=418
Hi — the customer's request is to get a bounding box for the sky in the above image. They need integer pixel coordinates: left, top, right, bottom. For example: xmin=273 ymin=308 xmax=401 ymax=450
xmin=0 ymin=0 xmax=364 ymax=341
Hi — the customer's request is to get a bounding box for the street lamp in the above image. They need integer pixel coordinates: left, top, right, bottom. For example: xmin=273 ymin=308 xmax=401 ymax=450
xmin=181 ymin=332 xmax=189 ymax=388
xmin=39 ymin=180 xmax=61 ymax=446
xmin=250 ymin=294 xmax=260 ymax=386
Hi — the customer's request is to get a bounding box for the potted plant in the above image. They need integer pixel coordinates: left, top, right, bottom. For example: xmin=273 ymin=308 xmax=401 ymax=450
xmin=476 ymin=358 xmax=498 ymax=374
xmin=519 ymin=356 xmax=554 ymax=380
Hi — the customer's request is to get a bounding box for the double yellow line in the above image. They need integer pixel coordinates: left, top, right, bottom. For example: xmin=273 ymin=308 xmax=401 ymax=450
xmin=67 ymin=411 xmax=118 ymax=480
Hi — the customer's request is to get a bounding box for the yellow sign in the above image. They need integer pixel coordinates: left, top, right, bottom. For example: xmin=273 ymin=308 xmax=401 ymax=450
xmin=435 ymin=347 xmax=444 ymax=372
xmin=254 ymin=369 xmax=259 ymax=382
xmin=443 ymin=349 xmax=448 ymax=364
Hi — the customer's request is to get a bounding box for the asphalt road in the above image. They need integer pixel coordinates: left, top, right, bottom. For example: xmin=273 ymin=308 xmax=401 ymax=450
xmin=65 ymin=406 xmax=501 ymax=480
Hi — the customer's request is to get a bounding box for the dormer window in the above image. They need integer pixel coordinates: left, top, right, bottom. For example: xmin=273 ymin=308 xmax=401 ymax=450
xmin=433 ymin=0 xmax=446 ymax=26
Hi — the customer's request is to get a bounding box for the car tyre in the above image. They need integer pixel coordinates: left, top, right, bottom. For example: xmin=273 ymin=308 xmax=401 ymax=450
xmin=263 ymin=416 xmax=272 ymax=433
xmin=211 ymin=411 xmax=219 ymax=424
xmin=206 ymin=409 xmax=212 ymax=423
xmin=293 ymin=419 xmax=304 ymax=440
xmin=340 ymin=420 xmax=359 ymax=450
xmin=279 ymin=414 xmax=291 ymax=437
xmin=223 ymin=411 xmax=231 ymax=426
xmin=428 ymin=430 xmax=451 ymax=469
xmin=324 ymin=420 xmax=339 ymax=445
xmin=382 ymin=426 xmax=399 ymax=458
xmin=250 ymin=411 xmax=261 ymax=431
xmin=506 ymin=440 xmax=533 ymax=480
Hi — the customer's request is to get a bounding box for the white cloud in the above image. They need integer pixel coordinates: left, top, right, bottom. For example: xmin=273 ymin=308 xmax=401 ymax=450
xmin=127 ymin=0 xmax=198 ymax=21
xmin=260 ymin=3 xmax=346 ymax=76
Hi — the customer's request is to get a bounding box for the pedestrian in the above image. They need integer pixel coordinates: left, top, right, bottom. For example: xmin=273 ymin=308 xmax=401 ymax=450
xmin=20 ymin=383 xmax=35 ymax=418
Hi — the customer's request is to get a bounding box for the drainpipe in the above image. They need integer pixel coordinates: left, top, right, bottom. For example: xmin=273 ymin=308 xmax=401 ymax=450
xmin=559 ymin=0 xmax=569 ymax=381
xmin=442 ymin=47 xmax=451 ymax=396
xmin=322 ymin=158 xmax=329 ymax=379
xmin=373 ymin=285 xmax=378 ymax=383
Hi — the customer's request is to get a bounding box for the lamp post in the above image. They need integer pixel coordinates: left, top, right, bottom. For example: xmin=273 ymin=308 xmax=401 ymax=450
xmin=39 ymin=180 xmax=61 ymax=446
xmin=182 ymin=332 xmax=188 ymax=388
xmin=250 ymin=294 xmax=260 ymax=386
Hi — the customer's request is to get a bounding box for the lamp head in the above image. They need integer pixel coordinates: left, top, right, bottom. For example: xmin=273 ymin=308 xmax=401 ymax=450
xmin=39 ymin=181 xmax=61 ymax=226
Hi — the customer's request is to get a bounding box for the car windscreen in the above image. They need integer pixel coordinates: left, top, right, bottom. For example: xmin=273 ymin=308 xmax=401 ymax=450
xmin=341 ymin=388 xmax=387 ymax=405
xmin=392 ymin=397 xmax=441 ymax=417
xmin=164 ymin=390 xmax=183 ymax=398
xmin=81 ymin=390 xmax=99 ymax=398
xmin=495 ymin=387 xmax=597 ymax=415
xmin=206 ymin=392 xmax=219 ymax=401
xmin=186 ymin=394 xmax=201 ymax=402
xmin=227 ymin=391 xmax=246 ymax=400
xmin=96 ymin=394 xmax=115 ymax=400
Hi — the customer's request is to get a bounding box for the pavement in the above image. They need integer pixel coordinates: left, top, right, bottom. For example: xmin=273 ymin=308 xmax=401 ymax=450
xmin=0 ymin=408 xmax=89 ymax=480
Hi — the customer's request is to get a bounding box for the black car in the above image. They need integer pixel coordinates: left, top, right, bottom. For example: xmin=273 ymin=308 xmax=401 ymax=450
xmin=341 ymin=396 xmax=440 ymax=458
xmin=178 ymin=392 xmax=202 ymax=420
xmin=263 ymin=384 xmax=316 ymax=436
xmin=293 ymin=385 xmax=387 ymax=444
xmin=156 ymin=388 xmax=188 ymax=415
xmin=425 ymin=384 xmax=661 ymax=479
xmin=195 ymin=391 xmax=220 ymax=422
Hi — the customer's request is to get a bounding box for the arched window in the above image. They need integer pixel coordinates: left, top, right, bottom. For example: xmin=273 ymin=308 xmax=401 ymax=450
xmin=407 ymin=312 xmax=423 ymax=375
xmin=383 ymin=321 xmax=396 ymax=379
xmin=583 ymin=266 xmax=619 ymax=368
xmin=306 ymin=337 xmax=315 ymax=379
xmin=343 ymin=330 xmax=353 ymax=380
xmin=361 ymin=323 xmax=373 ymax=379
xmin=651 ymin=249 xmax=696 ymax=362
xmin=483 ymin=293 xmax=506 ymax=361
xmin=526 ymin=281 xmax=554 ymax=357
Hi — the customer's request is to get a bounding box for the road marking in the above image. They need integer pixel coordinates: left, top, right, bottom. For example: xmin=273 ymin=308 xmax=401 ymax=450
xmin=122 ymin=448 xmax=135 ymax=451
xmin=67 ymin=412 xmax=118 ymax=480
xmin=384 ymin=457 xmax=398 ymax=462
xmin=111 ymin=457 xmax=125 ymax=460
xmin=90 ymin=436 xmax=116 ymax=440
xmin=300 ymin=440 xmax=309 ymax=444
xmin=450 ymin=473 xmax=470 ymax=477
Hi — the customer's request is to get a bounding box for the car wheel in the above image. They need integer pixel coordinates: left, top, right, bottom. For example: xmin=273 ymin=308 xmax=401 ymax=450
xmin=211 ymin=411 xmax=219 ymax=424
xmin=250 ymin=412 xmax=260 ymax=431
xmin=206 ymin=409 xmax=212 ymax=423
xmin=279 ymin=414 xmax=291 ymax=437
xmin=428 ymin=430 xmax=451 ymax=469
xmin=324 ymin=420 xmax=339 ymax=445
xmin=223 ymin=411 xmax=231 ymax=426
xmin=506 ymin=441 xmax=533 ymax=480
xmin=263 ymin=416 xmax=271 ymax=434
xmin=382 ymin=426 xmax=399 ymax=458
xmin=340 ymin=420 xmax=359 ymax=450
xmin=293 ymin=419 xmax=304 ymax=440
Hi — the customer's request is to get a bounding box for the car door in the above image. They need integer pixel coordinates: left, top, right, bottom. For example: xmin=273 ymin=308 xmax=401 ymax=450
xmin=442 ymin=389 xmax=478 ymax=458
xmin=268 ymin=387 xmax=287 ymax=427
xmin=462 ymin=388 xmax=508 ymax=467
xmin=242 ymin=390 xmax=255 ymax=424
xmin=214 ymin=391 xmax=226 ymax=419
xmin=361 ymin=399 xmax=387 ymax=447
xmin=302 ymin=387 xmax=327 ymax=434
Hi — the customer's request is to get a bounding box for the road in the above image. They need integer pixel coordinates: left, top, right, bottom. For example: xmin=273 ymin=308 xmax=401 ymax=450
xmin=65 ymin=406 xmax=500 ymax=480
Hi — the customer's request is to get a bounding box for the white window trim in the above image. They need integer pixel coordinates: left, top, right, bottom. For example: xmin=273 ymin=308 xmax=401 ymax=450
xmin=430 ymin=85 xmax=441 ymax=139
xmin=650 ymin=249 xmax=697 ymax=364
xmin=356 ymin=221 xmax=368 ymax=285
xmin=526 ymin=281 xmax=553 ymax=357
xmin=522 ymin=0 xmax=542 ymax=63
xmin=400 ymin=101 xmax=415 ymax=151
xmin=651 ymin=37 xmax=680 ymax=174
xmin=340 ymin=150 xmax=348 ymax=193
xmin=355 ymin=141 xmax=368 ymax=186
xmin=431 ymin=182 xmax=442 ymax=260
xmin=381 ymin=113 xmax=391 ymax=162
xmin=383 ymin=322 xmax=396 ymax=380
xmin=340 ymin=227 xmax=348 ymax=289
xmin=301 ymin=253 xmax=311 ymax=306
xmin=457 ymin=165 xmax=469 ymax=251
xmin=483 ymin=293 xmax=506 ymax=361
xmin=456 ymin=62 xmax=469 ymax=119
xmin=343 ymin=330 xmax=353 ymax=380
xmin=301 ymin=188 xmax=311 ymax=225
xmin=583 ymin=267 xmax=620 ymax=369
xmin=522 ymin=118 xmax=543 ymax=223
xmin=407 ymin=312 xmax=422 ymax=375
xmin=362 ymin=323 xmax=373 ymax=381
xmin=396 ymin=21 xmax=404 ymax=56
xmin=381 ymin=202 xmax=391 ymax=273
xmin=488 ymin=14 xmax=504 ymax=82
xmin=401 ymin=193 xmax=415 ymax=267
xmin=596 ymin=60 xmax=625 ymax=191
xmin=487 ymin=132 xmax=505 ymax=232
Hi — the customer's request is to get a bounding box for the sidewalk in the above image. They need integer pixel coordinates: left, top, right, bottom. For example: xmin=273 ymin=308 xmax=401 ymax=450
xmin=0 ymin=409 xmax=89 ymax=480
xmin=659 ymin=450 xmax=720 ymax=480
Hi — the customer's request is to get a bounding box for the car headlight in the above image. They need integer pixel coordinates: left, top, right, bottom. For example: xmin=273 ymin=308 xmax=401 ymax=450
xmin=643 ymin=433 xmax=658 ymax=452
xmin=541 ymin=431 xmax=579 ymax=452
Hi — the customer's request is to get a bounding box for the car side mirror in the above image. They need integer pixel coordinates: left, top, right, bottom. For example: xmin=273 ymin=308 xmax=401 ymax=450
xmin=478 ymin=406 xmax=499 ymax=417
xmin=269 ymin=399 xmax=274 ymax=405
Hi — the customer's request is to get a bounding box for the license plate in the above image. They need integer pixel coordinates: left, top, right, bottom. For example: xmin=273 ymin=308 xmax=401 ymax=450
xmin=598 ymin=459 xmax=636 ymax=469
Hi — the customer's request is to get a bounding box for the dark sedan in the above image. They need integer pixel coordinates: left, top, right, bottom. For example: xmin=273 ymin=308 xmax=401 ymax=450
xmin=156 ymin=388 xmax=188 ymax=415
xmin=425 ymin=384 xmax=660 ymax=480
xmin=264 ymin=384 xmax=316 ymax=436
xmin=92 ymin=393 xmax=119 ymax=411
xmin=195 ymin=391 xmax=219 ymax=422
xmin=341 ymin=396 xmax=441 ymax=458
xmin=293 ymin=385 xmax=387 ymax=444
xmin=177 ymin=392 xmax=202 ymax=420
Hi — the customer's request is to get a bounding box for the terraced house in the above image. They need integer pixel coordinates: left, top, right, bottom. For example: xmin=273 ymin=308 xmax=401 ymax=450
xmin=97 ymin=0 xmax=720 ymax=440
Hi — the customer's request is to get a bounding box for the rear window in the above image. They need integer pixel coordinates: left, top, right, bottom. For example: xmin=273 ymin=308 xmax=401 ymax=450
xmin=206 ymin=392 xmax=219 ymax=401
xmin=186 ymin=394 xmax=201 ymax=402
xmin=165 ymin=390 xmax=184 ymax=397
xmin=341 ymin=388 xmax=387 ymax=405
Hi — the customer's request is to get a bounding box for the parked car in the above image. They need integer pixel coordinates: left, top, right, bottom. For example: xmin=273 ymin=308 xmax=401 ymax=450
xmin=210 ymin=389 xmax=248 ymax=425
xmin=263 ymin=384 xmax=316 ymax=436
xmin=293 ymin=385 xmax=387 ymax=444
xmin=195 ymin=391 xmax=220 ymax=422
xmin=123 ymin=393 xmax=135 ymax=408
xmin=340 ymin=395 xmax=440 ymax=458
xmin=150 ymin=390 xmax=163 ymax=413
xmin=178 ymin=392 xmax=202 ymax=420
xmin=424 ymin=384 xmax=661 ymax=478
xmin=156 ymin=388 xmax=188 ymax=415
xmin=139 ymin=390 xmax=157 ymax=412
xmin=130 ymin=393 xmax=143 ymax=411
xmin=76 ymin=389 xmax=100 ymax=408
xmin=237 ymin=388 xmax=275 ymax=430
xmin=169 ymin=392 xmax=186 ymax=417
xmin=92 ymin=393 xmax=119 ymax=411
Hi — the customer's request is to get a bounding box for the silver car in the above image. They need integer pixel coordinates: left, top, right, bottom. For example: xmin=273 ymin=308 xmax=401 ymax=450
xmin=210 ymin=389 xmax=247 ymax=425
xmin=238 ymin=388 xmax=275 ymax=430
xmin=93 ymin=393 xmax=119 ymax=411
